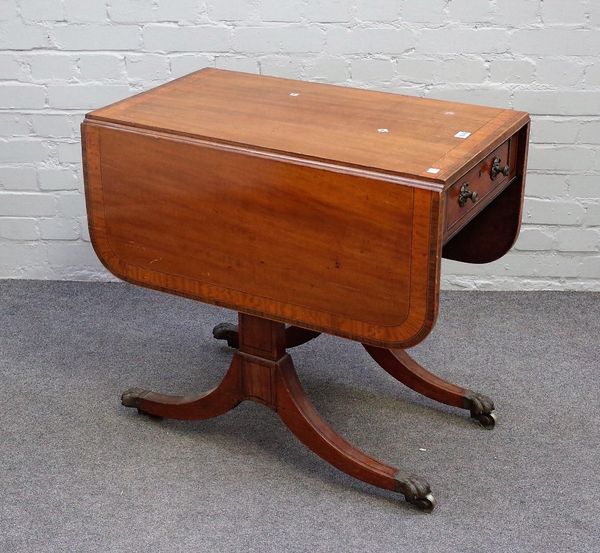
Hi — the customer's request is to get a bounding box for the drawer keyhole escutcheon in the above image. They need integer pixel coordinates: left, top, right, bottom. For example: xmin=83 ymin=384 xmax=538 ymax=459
xmin=491 ymin=157 xmax=510 ymax=180
xmin=458 ymin=183 xmax=478 ymax=207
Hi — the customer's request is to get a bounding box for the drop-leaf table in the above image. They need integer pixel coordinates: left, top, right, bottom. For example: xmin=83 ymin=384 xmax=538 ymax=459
xmin=82 ymin=69 xmax=529 ymax=511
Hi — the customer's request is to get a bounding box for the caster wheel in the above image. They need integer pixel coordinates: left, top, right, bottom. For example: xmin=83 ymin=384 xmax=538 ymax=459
xmin=212 ymin=322 xmax=239 ymax=348
xmin=121 ymin=387 xmax=145 ymax=408
xmin=475 ymin=411 xmax=497 ymax=429
xmin=408 ymin=493 xmax=437 ymax=512
xmin=466 ymin=392 xmax=496 ymax=429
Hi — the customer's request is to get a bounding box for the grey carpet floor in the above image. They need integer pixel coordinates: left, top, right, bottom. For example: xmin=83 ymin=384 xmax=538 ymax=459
xmin=0 ymin=281 xmax=598 ymax=553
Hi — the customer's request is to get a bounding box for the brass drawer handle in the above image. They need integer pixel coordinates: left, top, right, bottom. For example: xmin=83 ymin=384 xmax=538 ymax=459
xmin=458 ymin=183 xmax=478 ymax=207
xmin=491 ymin=157 xmax=510 ymax=180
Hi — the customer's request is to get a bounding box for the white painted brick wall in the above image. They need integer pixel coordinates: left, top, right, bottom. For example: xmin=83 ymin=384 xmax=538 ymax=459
xmin=0 ymin=0 xmax=599 ymax=288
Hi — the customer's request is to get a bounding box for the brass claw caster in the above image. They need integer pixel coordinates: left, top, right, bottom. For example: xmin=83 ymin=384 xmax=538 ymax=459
xmin=396 ymin=475 xmax=436 ymax=512
xmin=121 ymin=388 xmax=163 ymax=420
xmin=121 ymin=387 xmax=145 ymax=408
xmin=465 ymin=391 xmax=497 ymax=429
xmin=474 ymin=411 xmax=497 ymax=429
xmin=407 ymin=492 xmax=437 ymax=512
xmin=212 ymin=322 xmax=239 ymax=348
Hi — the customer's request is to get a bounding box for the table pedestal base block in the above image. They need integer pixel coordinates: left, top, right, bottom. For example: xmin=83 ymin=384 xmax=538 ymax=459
xmin=212 ymin=322 xmax=320 ymax=350
xmin=213 ymin=323 xmax=497 ymax=428
xmin=121 ymin=313 xmax=436 ymax=511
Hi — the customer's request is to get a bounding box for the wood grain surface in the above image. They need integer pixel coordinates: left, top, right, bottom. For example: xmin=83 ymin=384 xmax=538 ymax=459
xmin=444 ymin=135 xmax=516 ymax=239
xmin=442 ymin=123 xmax=530 ymax=263
xmin=87 ymin=68 xmax=529 ymax=186
xmin=83 ymin=121 xmax=442 ymax=347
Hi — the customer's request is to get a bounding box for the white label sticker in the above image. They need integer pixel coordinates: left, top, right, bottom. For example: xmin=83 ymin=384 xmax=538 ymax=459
xmin=426 ymin=167 xmax=440 ymax=174
xmin=454 ymin=131 xmax=471 ymax=139
xmin=377 ymin=128 xmax=389 ymax=133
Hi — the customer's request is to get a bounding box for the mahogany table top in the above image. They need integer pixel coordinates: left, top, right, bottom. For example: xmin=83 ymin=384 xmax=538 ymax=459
xmin=88 ymin=68 xmax=527 ymax=187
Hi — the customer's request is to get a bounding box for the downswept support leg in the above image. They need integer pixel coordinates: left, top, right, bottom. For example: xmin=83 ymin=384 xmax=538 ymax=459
xmin=363 ymin=345 xmax=496 ymax=428
xmin=121 ymin=354 xmax=243 ymax=420
xmin=274 ymin=354 xmax=435 ymax=511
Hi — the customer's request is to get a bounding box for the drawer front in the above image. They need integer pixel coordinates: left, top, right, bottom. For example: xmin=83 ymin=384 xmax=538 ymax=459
xmin=445 ymin=138 xmax=515 ymax=235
